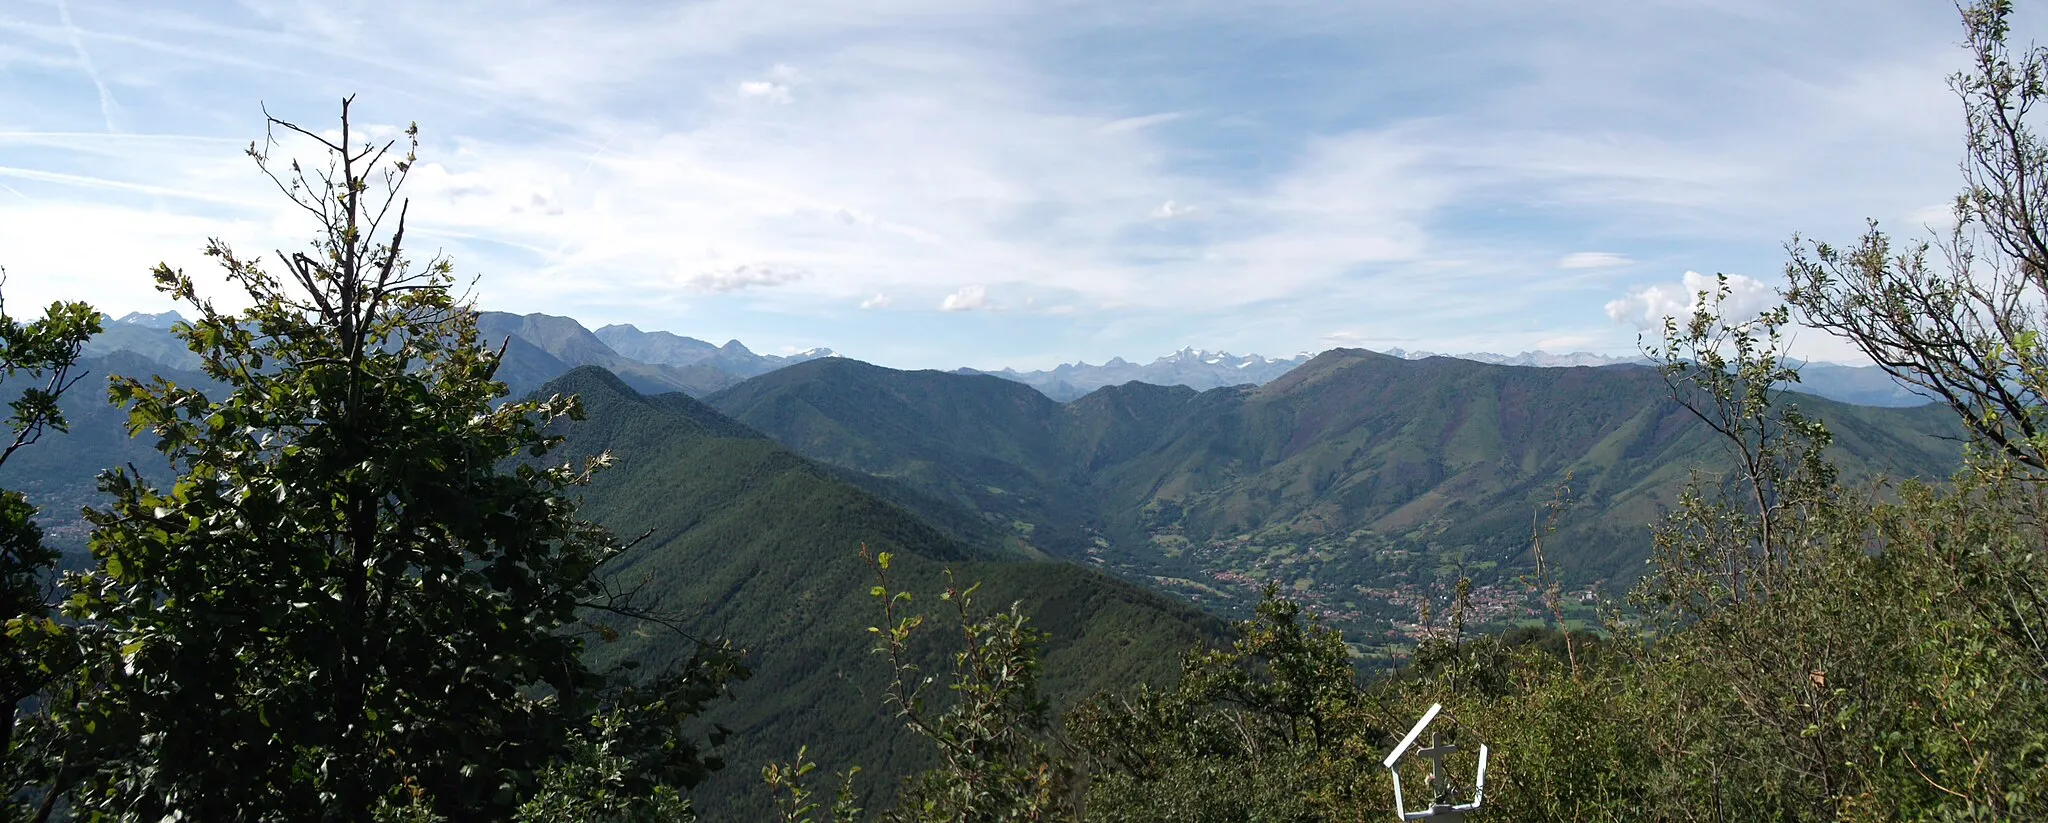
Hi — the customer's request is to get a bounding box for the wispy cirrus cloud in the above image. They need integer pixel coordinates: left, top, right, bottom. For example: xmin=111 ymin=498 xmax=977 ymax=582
xmin=0 ymin=0 xmax=2003 ymax=369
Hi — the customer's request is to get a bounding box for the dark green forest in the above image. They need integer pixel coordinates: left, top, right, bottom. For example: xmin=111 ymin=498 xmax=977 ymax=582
xmin=6 ymin=2 xmax=2048 ymax=821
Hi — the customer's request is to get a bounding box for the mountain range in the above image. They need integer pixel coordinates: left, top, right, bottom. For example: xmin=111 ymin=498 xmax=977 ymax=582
xmin=8 ymin=312 xmax=1970 ymax=812
xmin=474 ymin=312 xmax=838 ymax=397
xmin=85 ymin=310 xmax=1933 ymax=407
xmin=701 ymin=350 xmax=1961 ymax=654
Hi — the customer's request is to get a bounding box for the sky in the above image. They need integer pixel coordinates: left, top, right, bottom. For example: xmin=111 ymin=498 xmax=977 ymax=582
xmin=0 ymin=0 xmax=2016 ymax=370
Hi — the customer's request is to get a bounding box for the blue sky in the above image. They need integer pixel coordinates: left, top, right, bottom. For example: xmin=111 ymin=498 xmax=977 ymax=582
xmin=0 ymin=0 xmax=2007 ymax=369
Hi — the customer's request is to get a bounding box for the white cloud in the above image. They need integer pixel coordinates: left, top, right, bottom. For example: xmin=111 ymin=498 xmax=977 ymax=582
xmin=1557 ymin=251 xmax=1631 ymax=269
xmin=940 ymin=284 xmax=989 ymax=311
xmin=737 ymin=80 xmax=792 ymax=104
xmin=859 ymin=292 xmax=892 ymax=309
xmin=684 ymin=264 xmax=804 ymax=292
xmin=0 ymin=0 xmax=1995 ymax=369
xmin=737 ymin=63 xmax=801 ymax=104
xmin=1604 ymin=270 xmax=1777 ymax=329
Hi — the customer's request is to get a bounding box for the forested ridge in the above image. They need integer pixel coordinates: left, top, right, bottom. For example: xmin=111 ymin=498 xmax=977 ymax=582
xmin=704 ymin=346 xmax=1963 ymax=655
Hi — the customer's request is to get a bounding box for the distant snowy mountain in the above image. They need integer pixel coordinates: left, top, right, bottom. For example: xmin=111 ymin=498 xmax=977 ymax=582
xmin=84 ymin=311 xmax=200 ymax=371
xmin=110 ymin=310 xmax=187 ymax=329
xmin=970 ymin=347 xmax=1312 ymax=401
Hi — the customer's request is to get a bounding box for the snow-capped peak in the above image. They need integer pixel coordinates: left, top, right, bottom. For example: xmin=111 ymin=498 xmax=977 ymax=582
xmin=111 ymin=310 xmax=187 ymax=328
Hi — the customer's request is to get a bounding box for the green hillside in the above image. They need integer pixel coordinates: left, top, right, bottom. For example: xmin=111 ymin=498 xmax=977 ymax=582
xmin=706 ymin=349 xmax=1964 ymax=655
xmin=537 ymin=367 xmax=1221 ymax=816
xmin=0 ymin=355 xmax=1221 ymax=816
xmin=705 ymin=359 xmax=1100 ymax=560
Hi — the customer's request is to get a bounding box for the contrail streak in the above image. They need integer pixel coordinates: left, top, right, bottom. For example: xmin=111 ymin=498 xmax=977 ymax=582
xmin=56 ymin=0 xmax=121 ymax=133
xmin=0 ymin=166 xmax=251 ymax=206
xmin=546 ymin=133 xmax=618 ymax=262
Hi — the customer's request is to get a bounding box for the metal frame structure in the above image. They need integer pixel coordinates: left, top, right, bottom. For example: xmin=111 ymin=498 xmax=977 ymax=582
xmin=1382 ymin=703 xmax=1489 ymax=821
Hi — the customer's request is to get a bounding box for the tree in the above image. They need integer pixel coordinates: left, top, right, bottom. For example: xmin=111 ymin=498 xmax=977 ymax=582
xmin=1785 ymin=0 xmax=2048 ymax=474
xmin=44 ymin=98 xmax=737 ymax=821
xmin=1066 ymin=586 xmax=1390 ymax=821
xmin=860 ymin=548 xmax=1068 ymax=823
xmin=1643 ymin=280 xmax=1836 ymax=610
xmin=0 ymin=272 xmax=101 ymax=820
xmin=1775 ymin=5 xmax=2048 ymax=808
xmin=1606 ymin=280 xmax=2048 ymax=820
xmin=1630 ymin=284 xmax=1866 ymax=819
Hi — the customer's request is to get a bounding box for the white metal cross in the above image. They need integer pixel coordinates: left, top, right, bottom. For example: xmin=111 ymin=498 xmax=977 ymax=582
xmin=1383 ymin=703 xmax=1490 ymax=821
xmin=1418 ymin=731 xmax=1458 ymax=802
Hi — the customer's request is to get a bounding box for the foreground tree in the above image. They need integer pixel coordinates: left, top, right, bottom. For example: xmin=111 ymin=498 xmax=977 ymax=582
xmin=0 ymin=275 xmax=100 ymax=820
xmin=1598 ymin=282 xmax=2048 ymax=820
xmin=1786 ymin=0 xmax=2048 ymax=474
xmin=1774 ymin=5 xmax=2048 ymax=809
xmin=42 ymin=99 xmax=737 ymax=821
xmin=1066 ymin=587 xmax=1391 ymax=821
xmin=865 ymin=549 xmax=1067 ymax=823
